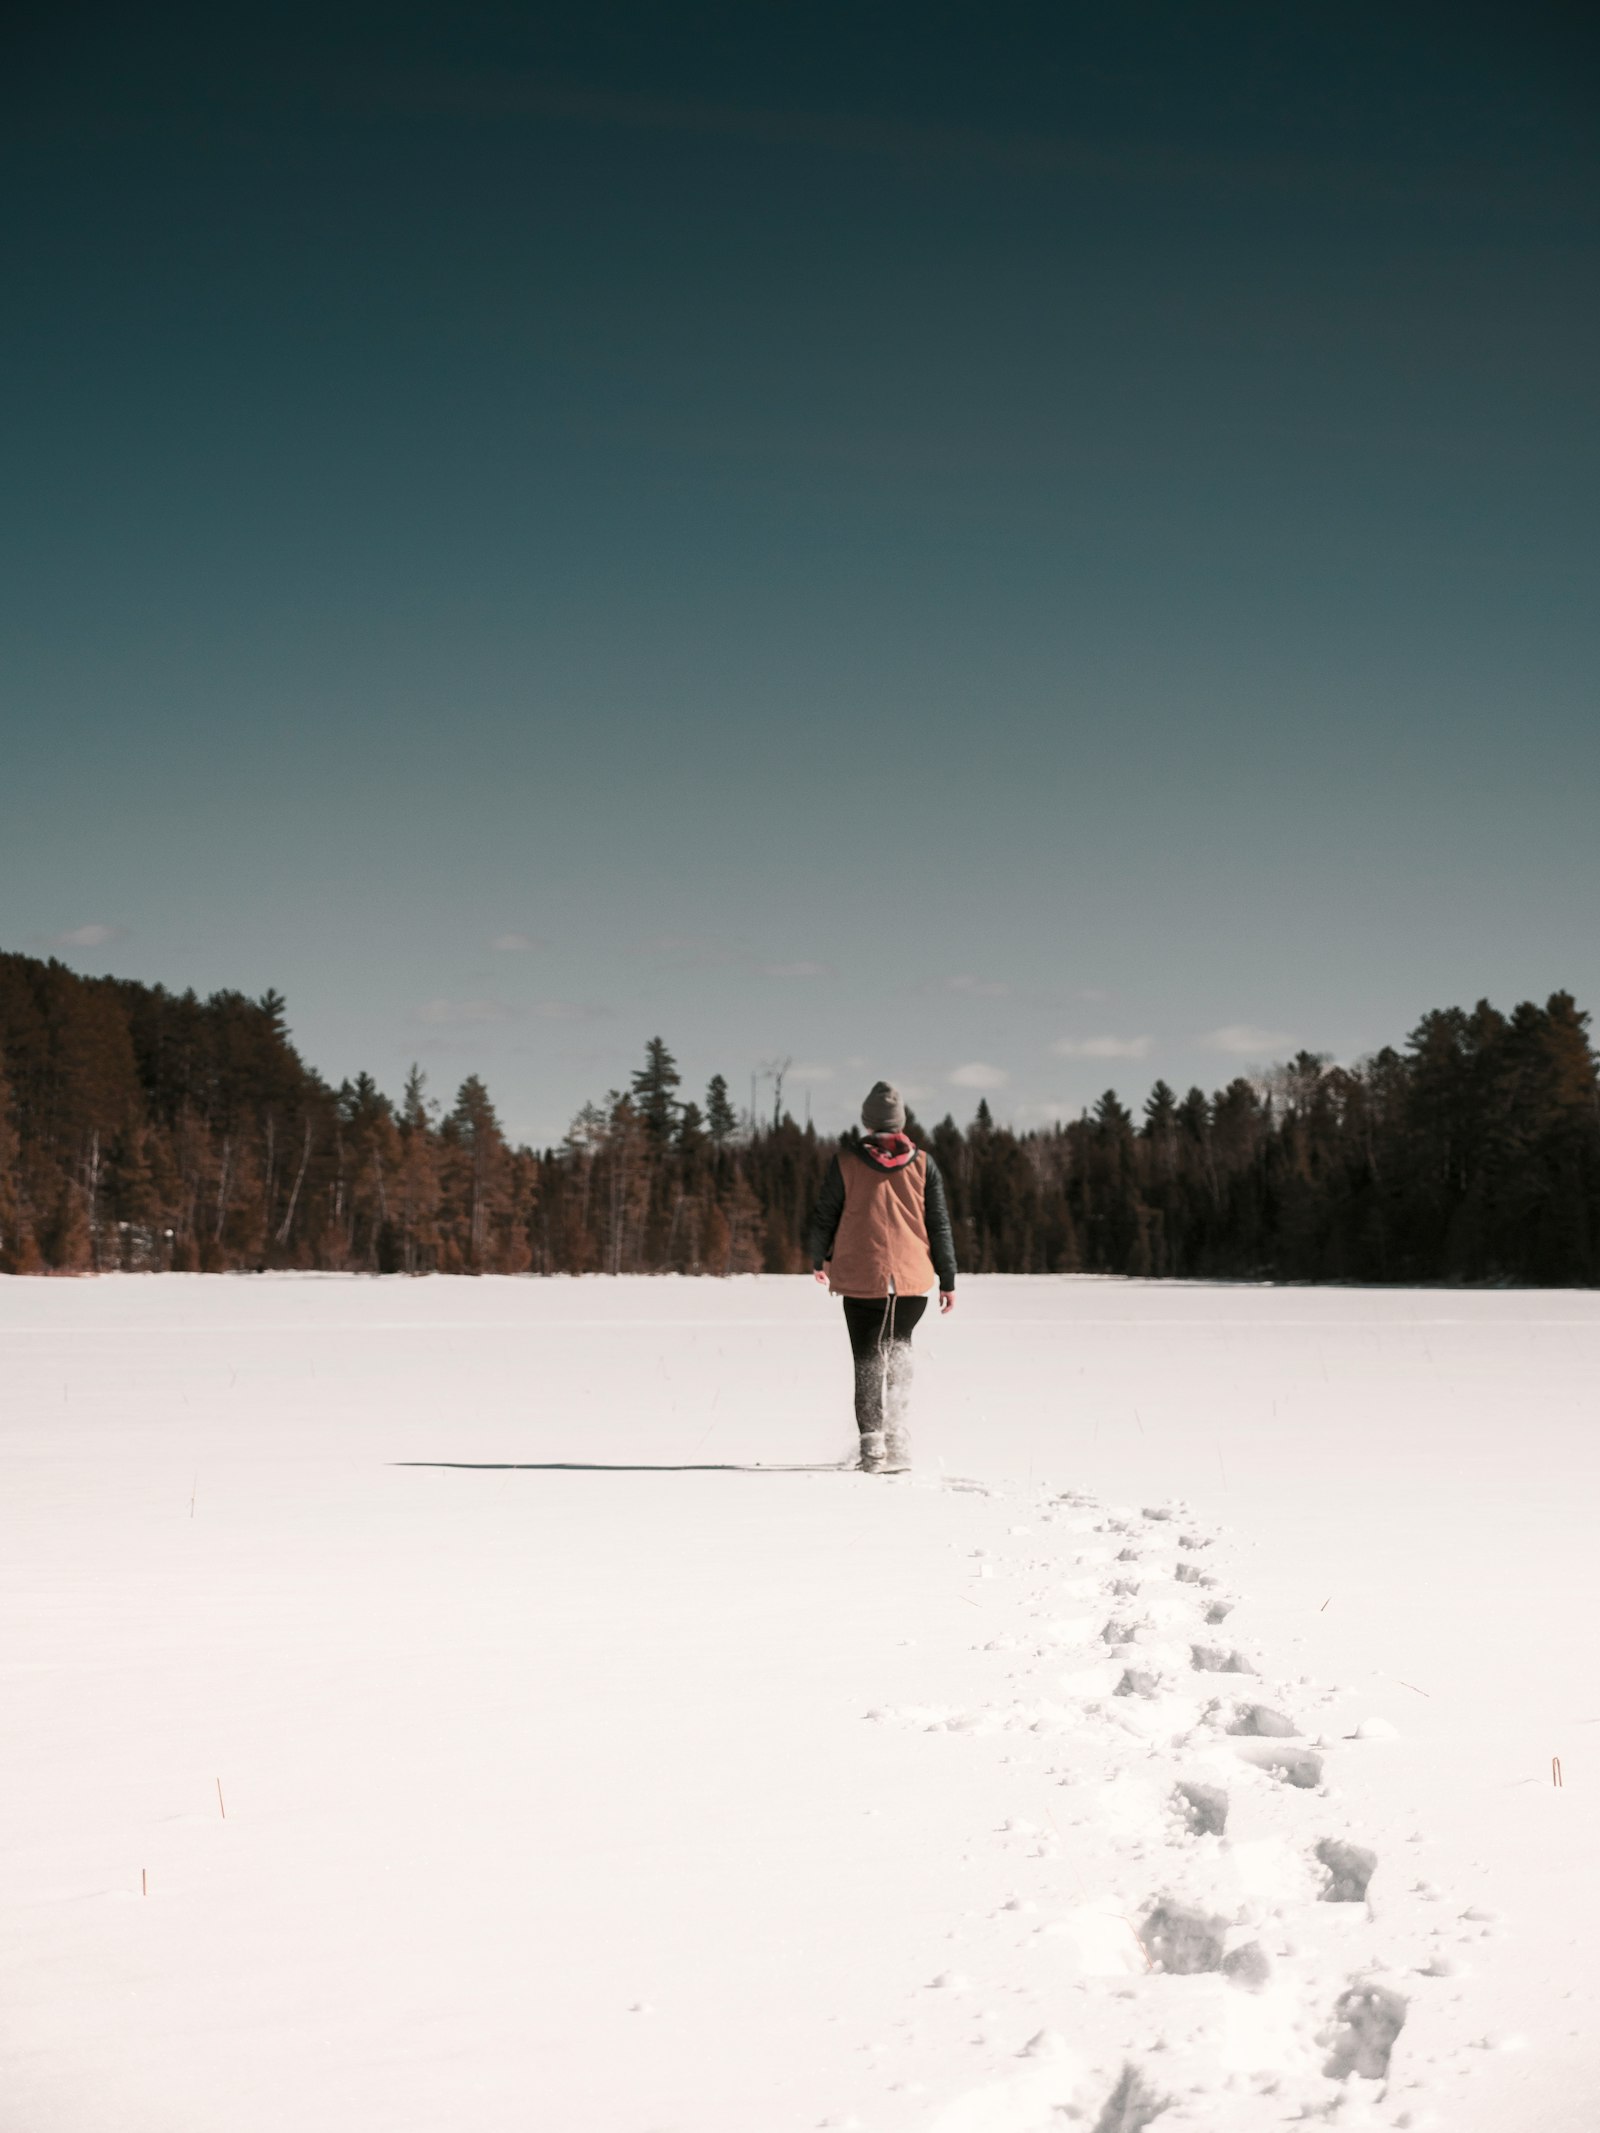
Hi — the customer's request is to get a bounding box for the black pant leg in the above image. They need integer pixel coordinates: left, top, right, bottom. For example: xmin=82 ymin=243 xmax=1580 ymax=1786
xmin=842 ymin=1296 xmax=929 ymax=1439
xmin=886 ymin=1295 xmax=928 ymax=1344
xmin=842 ymin=1297 xmax=891 ymax=1436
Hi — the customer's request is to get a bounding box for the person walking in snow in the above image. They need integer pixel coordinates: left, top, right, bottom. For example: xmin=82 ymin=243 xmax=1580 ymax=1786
xmin=807 ymin=1080 xmax=957 ymax=1472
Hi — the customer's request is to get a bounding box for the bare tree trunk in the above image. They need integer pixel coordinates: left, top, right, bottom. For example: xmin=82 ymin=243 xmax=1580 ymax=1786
xmin=771 ymin=1056 xmax=791 ymax=1129
xmin=85 ymin=1128 xmax=102 ymax=1267
xmin=214 ymin=1135 xmax=232 ymax=1243
xmin=276 ymin=1117 xmax=313 ymax=1247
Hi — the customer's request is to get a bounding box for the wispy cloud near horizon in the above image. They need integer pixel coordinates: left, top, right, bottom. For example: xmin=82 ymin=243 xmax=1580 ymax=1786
xmin=418 ymin=996 xmax=514 ymax=1028
xmin=1200 ymin=1023 xmax=1297 ymax=1058
xmin=949 ymin=1061 xmax=1010 ymax=1090
xmin=47 ymin=922 xmax=128 ymax=950
xmin=1051 ymin=1033 xmax=1151 ymax=1060
xmin=538 ymin=1000 xmax=612 ymax=1023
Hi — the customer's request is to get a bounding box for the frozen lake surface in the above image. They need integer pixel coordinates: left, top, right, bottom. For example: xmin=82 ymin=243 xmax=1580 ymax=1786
xmin=3 ymin=1274 xmax=1598 ymax=2130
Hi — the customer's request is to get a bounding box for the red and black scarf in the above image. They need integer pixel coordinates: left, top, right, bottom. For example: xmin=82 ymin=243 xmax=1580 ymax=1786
xmin=861 ymin=1131 xmax=916 ymax=1171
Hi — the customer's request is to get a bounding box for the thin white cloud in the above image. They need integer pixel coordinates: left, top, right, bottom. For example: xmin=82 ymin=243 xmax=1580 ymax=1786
xmin=1051 ymin=1034 xmax=1152 ymax=1060
xmin=418 ymin=997 xmax=514 ymax=1027
xmin=1201 ymin=1023 xmax=1296 ymax=1057
xmin=946 ymin=972 xmax=1010 ymax=998
xmin=533 ymin=999 xmax=611 ymax=1023
xmin=638 ymin=932 xmax=737 ymax=966
xmin=49 ymin=922 xmax=127 ymax=949
xmin=789 ymin=1061 xmax=835 ymax=1082
xmin=949 ymin=1061 xmax=1010 ymax=1090
xmin=419 ymin=996 xmax=610 ymax=1031
xmin=764 ymin=960 xmax=833 ymax=979
xmin=490 ymin=931 xmax=544 ymax=953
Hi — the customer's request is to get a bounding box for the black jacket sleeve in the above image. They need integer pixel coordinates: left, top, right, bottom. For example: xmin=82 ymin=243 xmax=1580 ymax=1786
xmin=806 ymin=1154 xmax=846 ymax=1270
xmin=923 ymin=1153 xmax=958 ymax=1291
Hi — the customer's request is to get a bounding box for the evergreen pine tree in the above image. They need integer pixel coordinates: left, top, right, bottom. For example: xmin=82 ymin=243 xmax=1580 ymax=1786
xmin=631 ymin=1038 xmax=682 ymax=1144
xmin=705 ymin=1073 xmax=738 ymax=1147
xmin=440 ymin=1075 xmax=513 ymax=1271
xmin=395 ymin=1065 xmax=442 ymax=1274
xmin=0 ymin=1044 xmax=33 ymax=1272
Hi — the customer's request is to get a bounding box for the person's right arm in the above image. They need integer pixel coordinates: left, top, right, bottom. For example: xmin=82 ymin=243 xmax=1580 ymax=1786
xmin=806 ymin=1154 xmax=845 ymax=1277
xmin=924 ymin=1153 xmax=958 ymax=1309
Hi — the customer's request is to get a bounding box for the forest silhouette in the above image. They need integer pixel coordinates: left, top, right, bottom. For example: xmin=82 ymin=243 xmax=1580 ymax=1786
xmin=1 ymin=950 xmax=1596 ymax=1284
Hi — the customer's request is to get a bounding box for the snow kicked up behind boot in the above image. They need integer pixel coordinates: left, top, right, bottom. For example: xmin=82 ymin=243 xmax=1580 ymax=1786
xmin=883 ymin=1344 xmax=914 ymax=1470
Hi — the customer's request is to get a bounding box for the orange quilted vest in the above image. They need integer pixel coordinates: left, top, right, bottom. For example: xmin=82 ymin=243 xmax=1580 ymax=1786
xmin=826 ymin=1149 xmax=938 ymax=1298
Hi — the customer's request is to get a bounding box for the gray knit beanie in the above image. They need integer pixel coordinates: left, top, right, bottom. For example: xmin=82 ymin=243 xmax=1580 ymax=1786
xmin=861 ymin=1080 xmax=906 ymax=1133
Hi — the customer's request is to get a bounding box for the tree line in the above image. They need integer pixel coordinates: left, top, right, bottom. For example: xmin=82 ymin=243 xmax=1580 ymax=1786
xmin=1 ymin=947 xmax=1597 ymax=1283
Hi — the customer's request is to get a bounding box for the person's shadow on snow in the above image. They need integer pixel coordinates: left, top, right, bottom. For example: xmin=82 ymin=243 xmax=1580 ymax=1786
xmin=391 ymin=1460 xmax=842 ymax=1473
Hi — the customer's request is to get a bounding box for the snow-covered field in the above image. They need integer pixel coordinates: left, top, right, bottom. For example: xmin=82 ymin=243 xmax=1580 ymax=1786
xmin=3 ymin=1275 xmax=1597 ymax=2131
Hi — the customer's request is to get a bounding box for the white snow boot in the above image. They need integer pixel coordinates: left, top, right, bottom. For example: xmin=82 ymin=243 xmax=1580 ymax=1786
xmin=883 ymin=1430 xmax=912 ymax=1472
xmin=856 ymin=1430 xmax=887 ymax=1474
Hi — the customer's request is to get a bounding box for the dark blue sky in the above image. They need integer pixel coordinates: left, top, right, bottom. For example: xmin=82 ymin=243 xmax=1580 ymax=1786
xmin=5 ymin=5 xmax=1597 ymax=1142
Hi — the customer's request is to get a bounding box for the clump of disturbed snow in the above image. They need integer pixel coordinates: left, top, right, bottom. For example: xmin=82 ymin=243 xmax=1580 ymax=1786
xmin=1229 ymin=1703 xmax=1299 ymax=1737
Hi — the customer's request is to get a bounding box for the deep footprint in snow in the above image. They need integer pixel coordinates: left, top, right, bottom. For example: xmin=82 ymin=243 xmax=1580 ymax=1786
xmin=1115 ymin=1668 xmax=1163 ymax=1699
xmin=1117 ymin=1663 xmax=1169 ymax=1697
xmin=1316 ymin=1839 xmax=1378 ymax=1903
xmin=1173 ymin=1781 xmax=1229 ymax=1836
xmin=1092 ymin=2062 xmax=1170 ymax=2131
xmin=1322 ymin=1980 xmax=1408 ymax=2079
xmin=1203 ymin=1600 xmax=1234 ymax=1624
xmin=1103 ymin=1616 xmax=1152 ymax=1646
xmin=1222 ymin=1940 xmax=1272 ymax=1990
xmin=1172 ymin=1562 xmax=1214 ymax=1586
xmin=1138 ymin=1899 xmax=1227 ymax=1974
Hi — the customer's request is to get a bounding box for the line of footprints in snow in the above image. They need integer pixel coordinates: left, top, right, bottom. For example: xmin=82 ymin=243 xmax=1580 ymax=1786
xmin=865 ymin=1484 xmax=1477 ymax=2128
